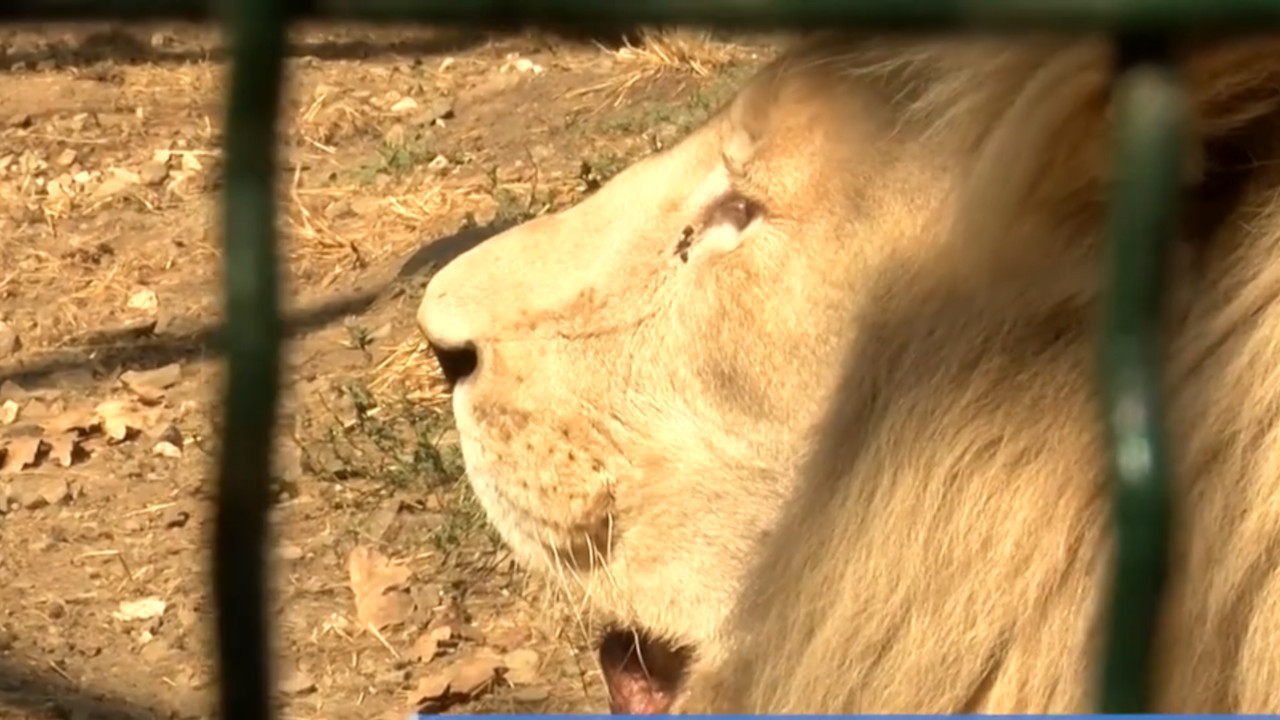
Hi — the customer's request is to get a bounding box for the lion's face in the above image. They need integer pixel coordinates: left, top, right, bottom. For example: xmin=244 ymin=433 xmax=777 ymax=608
xmin=417 ymin=60 xmax=951 ymax=711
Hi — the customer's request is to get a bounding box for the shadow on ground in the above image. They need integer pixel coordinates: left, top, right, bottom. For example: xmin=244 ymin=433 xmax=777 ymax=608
xmin=0 ymin=656 xmax=181 ymax=720
xmin=0 ymin=24 xmax=648 ymax=70
xmin=0 ymin=218 xmax=505 ymax=391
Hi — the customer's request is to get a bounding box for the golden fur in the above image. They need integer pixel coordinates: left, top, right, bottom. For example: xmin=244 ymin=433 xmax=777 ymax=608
xmin=418 ymin=32 xmax=1280 ymax=713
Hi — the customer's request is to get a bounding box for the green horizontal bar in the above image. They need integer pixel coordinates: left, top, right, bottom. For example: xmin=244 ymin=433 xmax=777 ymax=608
xmin=4 ymin=0 xmax=1280 ymax=30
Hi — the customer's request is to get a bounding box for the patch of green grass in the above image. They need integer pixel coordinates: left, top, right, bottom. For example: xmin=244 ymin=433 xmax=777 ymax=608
xmin=602 ymin=61 xmax=758 ymax=139
xmin=353 ymin=138 xmax=471 ymax=185
xmin=305 ymin=378 xmax=501 ymax=559
xmin=482 ymin=165 xmax=564 ymax=226
xmin=578 ymin=152 xmax=631 ymax=193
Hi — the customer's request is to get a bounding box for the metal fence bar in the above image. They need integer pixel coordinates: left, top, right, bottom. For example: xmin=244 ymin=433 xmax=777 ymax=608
xmin=5 ymin=0 xmax=1280 ymax=31
xmin=3 ymin=1 xmax=1263 ymax=717
xmin=1098 ymin=35 xmax=1184 ymax=714
xmin=212 ymin=0 xmax=286 ymax=718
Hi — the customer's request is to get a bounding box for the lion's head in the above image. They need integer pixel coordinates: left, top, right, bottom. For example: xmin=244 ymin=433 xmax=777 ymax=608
xmin=419 ymin=32 xmax=1280 ymax=714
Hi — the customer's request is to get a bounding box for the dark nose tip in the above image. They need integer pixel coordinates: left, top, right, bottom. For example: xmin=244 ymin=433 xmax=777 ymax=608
xmin=428 ymin=340 xmax=479 ymax=388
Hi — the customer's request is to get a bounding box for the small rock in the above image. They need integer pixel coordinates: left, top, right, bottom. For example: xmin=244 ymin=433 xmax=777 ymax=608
xmin=113 ymin=596 xmax=166 ymax=622
xmin=0 ymin=400 xmax=18 ymax=425
xmin=139 ymin=160 xmax=169 ymax=186
xmin=55 ymin=148 xmax=78 ymax=167
xmin=7 ymin=113 xmax=31 ymax=129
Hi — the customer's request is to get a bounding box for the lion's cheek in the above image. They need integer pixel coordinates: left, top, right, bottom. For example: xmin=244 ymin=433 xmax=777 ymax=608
xmin=451 ymin=382 xmax=622 ymax=562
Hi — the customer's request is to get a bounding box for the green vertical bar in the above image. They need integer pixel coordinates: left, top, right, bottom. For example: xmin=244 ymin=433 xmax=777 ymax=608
xmin=213 ymin=0 xmax=286 ymax=717
xmin=1097 ymin=37 xmax=1185 ymax=714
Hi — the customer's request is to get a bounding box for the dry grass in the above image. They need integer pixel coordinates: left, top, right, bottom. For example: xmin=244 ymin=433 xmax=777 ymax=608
xmin=613 ymin=27 xmax=733 ymax=78
xmin=571 ymin=26 xmax=758 ymax=108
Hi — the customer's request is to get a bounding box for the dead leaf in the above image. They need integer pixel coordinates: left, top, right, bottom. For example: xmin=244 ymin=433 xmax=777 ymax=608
xmin=42 ymin=406 xmax=99 ymax=435
xmin=45 ymin=434 xmax=80 ymax=467
xmin=408 ymin=652 xmax=503 ymax=712
xmin=94 ymin=399 xmax=159 ymax=443
xmin=411 ymin=632 xmax=440 ymax=663
xmin=449 ymin=652 xmax=502 ymax=696
xmin=409 ymin=673 xmax=452 ymax=709
xmin=119 ymin=363 xmax=182 ymax=401
xmin=347 ymin=545 xmax=413 ymax=631
xmin=0 ymin=437 xmax=44 ymax=473
xmin=8 ymin=475 xmax=69 ymax=509
xmin=96 ymin=401 xmax=135 ymax=442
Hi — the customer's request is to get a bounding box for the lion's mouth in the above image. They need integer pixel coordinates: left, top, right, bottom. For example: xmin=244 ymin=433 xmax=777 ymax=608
xmin=598 ymin=628 xmax=693 ymax=714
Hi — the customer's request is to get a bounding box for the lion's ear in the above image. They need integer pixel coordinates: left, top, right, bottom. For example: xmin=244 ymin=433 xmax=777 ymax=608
xmin=721 ymin=71 xmax=773 ymax=170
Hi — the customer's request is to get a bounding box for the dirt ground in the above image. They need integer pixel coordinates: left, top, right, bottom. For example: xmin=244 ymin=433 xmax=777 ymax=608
xmin=0 ymin=22 xmax=773 ymax=720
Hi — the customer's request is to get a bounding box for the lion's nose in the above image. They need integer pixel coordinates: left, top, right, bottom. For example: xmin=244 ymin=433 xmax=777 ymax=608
xmin=417 ymin=274 xmax=483 ymax=389
xmin=427 ymin=339 xmax=478 ymax=388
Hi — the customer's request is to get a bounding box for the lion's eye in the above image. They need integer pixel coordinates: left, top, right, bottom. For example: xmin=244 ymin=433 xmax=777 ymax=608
xmin=707 ymin=193 xmax=760 ymax=231
xmin=674 ymin=191 xmax=762 ymax=264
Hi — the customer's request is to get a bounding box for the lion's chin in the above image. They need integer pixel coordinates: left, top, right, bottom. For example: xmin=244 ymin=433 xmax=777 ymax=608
xmin=598 ymin=627 xmax=693 ymax=714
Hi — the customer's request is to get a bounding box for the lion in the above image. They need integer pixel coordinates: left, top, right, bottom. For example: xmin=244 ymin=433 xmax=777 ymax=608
xmin=416 ymin=31 xmax=1280 ymax=713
